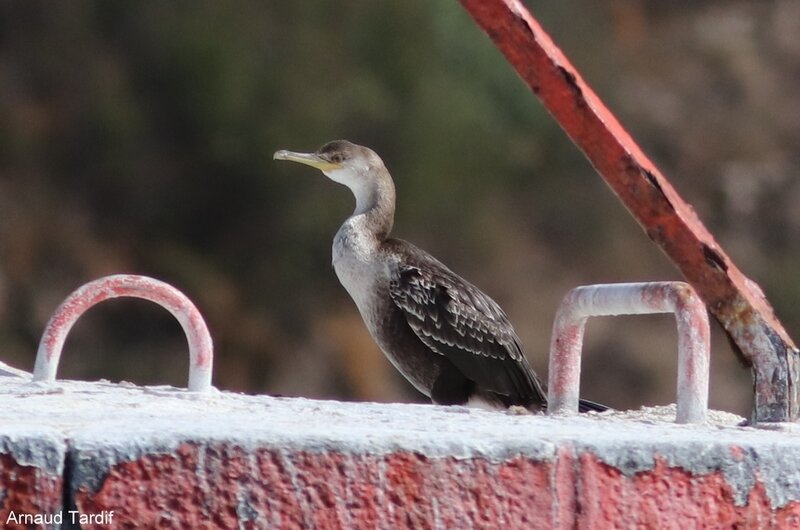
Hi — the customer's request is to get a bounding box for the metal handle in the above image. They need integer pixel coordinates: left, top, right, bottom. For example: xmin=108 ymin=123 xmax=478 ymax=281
xmin=33 ymin=274 xmax=214 ymax=392
xmin=548 ymin=281 xmax=710 ymax=423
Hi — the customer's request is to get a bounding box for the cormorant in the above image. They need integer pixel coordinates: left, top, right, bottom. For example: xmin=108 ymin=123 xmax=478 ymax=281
xmin=274 ymin=140 xmax=605 ymax=413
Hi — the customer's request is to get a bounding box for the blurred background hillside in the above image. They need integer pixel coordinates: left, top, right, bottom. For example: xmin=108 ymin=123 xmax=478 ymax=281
xmin=1 ymin=1 xmax=799 ymax=417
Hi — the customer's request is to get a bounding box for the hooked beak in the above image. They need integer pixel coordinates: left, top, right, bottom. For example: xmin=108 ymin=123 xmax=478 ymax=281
xmin=273 ymin=150 xmax=342 ymax=172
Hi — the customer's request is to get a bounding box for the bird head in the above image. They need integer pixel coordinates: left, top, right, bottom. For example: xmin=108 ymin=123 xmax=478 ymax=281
xmin=274 ymin=140 xmax=382 ymax=187
xmin=274 ymin=140 xmax=393 ymax=218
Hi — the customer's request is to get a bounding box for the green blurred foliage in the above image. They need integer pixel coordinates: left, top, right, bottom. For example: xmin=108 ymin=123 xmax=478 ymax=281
xmin=1 ymin=1 xmax=798 ymax=416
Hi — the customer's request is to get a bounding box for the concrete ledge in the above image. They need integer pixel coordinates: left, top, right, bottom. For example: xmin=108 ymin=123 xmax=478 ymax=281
xmin=0 ymin=428 xmax=64 ymax=527
xmin=1 ymin=367 xmax=800 ymax=528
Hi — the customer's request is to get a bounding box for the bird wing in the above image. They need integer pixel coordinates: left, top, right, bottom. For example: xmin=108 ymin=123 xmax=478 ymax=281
xmin=386 ymin=241 xmax=544 ymax=402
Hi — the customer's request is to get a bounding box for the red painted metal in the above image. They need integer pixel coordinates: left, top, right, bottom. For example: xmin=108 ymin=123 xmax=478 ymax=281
xmin=459 ymin=0 xmax=798 ymax=422
xmin=548 ymin=282 xmax=710 ymax=423
xmin=33 ymin=275 xmax=214 ymax=392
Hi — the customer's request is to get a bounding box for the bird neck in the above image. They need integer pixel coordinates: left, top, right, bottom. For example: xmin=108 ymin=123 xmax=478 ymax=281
xmin=349 ymin=170 xmax=395 ymax=241
xmin=353 ymin=177 xmax=395 ymax=241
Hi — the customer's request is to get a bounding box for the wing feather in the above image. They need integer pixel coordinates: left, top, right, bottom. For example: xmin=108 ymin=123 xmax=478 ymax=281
xmin=386 ymin=241 xmax=544 ymax=404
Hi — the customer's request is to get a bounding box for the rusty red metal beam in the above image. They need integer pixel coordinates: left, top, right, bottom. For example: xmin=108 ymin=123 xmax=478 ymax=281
xmin=459 ymin=0 xmax=799 ymax=423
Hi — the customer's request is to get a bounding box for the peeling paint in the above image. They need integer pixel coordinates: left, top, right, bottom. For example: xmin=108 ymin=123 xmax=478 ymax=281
xmin=2 ymin=370 xmax=800 ymax=525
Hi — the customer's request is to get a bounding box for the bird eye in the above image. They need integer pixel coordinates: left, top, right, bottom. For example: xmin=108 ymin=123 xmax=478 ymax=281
xmin=330 ymin=154 xmax=344 ymax=164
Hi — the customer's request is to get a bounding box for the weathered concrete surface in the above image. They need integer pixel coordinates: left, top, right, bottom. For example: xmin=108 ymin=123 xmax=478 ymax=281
xmin=1 ymin=363 xmax=800 ymax=528
xmin=0 ymin=429 xmax=64 ymax=530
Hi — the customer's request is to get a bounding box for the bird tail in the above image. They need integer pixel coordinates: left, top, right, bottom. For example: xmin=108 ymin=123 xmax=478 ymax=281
xmin=578 ymin=398 xmax=609 ymax=413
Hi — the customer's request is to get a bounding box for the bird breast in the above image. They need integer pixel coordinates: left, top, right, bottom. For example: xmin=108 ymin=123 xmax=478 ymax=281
xmin=332 ymin=219 xmax=387 ymax=317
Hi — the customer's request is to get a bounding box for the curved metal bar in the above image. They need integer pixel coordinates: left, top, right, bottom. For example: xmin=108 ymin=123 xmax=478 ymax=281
xmin=548 ymin=282 xmax=710 ymax=423
xmin=33 ymin=274 xmax=214 ymax=392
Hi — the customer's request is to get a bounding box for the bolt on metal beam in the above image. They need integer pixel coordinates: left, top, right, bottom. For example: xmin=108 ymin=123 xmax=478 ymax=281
xmin=548 ymin=282 xmax=710 ymax=424
xmin=33 ymin=274 xmax=214 ymax=392
xmin=460 ymin=0 xmax=799 ymax=423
